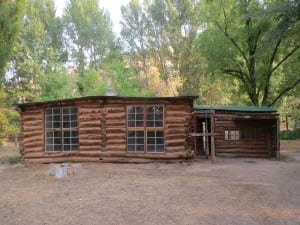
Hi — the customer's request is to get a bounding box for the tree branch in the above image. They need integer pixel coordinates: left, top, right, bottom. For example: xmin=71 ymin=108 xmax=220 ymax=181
xmin=271 ymin=44 xmax=300 ymax=73
xmin=269 ymin=77 xmax=300 ymax=106
xmin=215 ymin=21 xmax=249 ymax=66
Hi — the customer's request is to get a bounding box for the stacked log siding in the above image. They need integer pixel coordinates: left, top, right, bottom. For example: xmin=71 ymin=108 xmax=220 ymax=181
xmin=18 ymin=96 xmax=196 ymax=163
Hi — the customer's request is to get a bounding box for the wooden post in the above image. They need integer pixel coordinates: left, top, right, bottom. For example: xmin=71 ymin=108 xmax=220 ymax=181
xmin=210 ymin=111 xmax=216 ymax=163
xmin=276 ymin=117 xmax=280 ymax=159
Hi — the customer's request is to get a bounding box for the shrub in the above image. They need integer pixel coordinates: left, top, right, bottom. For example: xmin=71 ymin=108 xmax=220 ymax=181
xmin=280 ymin=129 xmax=300 ymax=140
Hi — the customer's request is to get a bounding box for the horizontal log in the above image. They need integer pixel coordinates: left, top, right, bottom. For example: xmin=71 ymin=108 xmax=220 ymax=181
xmin=106 ymin=139 xmax=126 ymax=144
xmin=23 ymin=140 xmax=43 ymax=147
xmin=23 ymin=121 xmax=43 ymax=127
xmin=22 ymin=146 xmax=44 ymax=154
xmin=165 ymin=146 xmax=186 ymax=152
xmin=166 ymin=134 xmax=186 ymax=140
xmin=23 ymin=136 xmax=44 ymax=144
xmin=79 ymin=146 xmax=102 ymax=151
xmin=165 ymin=128 xmax=186 ymax=134
xmin=105 ymin=128 xmax=126 ymax=133
xmin=105 ymin=121 xmax=126 ymax=127
xmin=79 ymin=134 xmax=101 ymax=139
xmin=22 ymin=130 xmax=44 ymax=138
xmin=24 ymin=156 xmax=99 ymax=163
xmin=98 ymin=151 xmax=193 ymax=159
xmin=21 ymin=111 xmax=42 ymax=116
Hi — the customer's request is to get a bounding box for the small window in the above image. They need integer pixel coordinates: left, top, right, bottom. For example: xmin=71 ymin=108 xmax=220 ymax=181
xmin=45 ymin=107 xmax=79 ymax=152
xmin=147 ymin=131 xmax=164 ymax=153
xmin=224 ymin=129 xmax=240 ymax=141
xmin=147 ymin=106 xmax=163 ymax=127
xmin=127 ymin=106 xmax=144 ymax=127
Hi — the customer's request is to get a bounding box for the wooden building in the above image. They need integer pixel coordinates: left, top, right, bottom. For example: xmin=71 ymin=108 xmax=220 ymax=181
xmin=17 ymin=96 xmax=196 ymax=163
xmin=193 ymin=106 xmax=280 ymax=159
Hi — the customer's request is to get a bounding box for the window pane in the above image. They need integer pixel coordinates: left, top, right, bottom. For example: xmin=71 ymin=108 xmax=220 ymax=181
xmin=128 ymin=114 xmax=135 ymax=120
xmin=53 ymin=122 xmax=61 ymax=128
xmin=71 ymin=108 xmax=77 ymax=114
xmin=155 ymin=121 xmax=163 ymax=127
xmin=53 ymin=108 xmax=60 ymax=114
xmin=54 ymin=138 xmax=61 ymax=145
xmin=137 ymin=138 xmax=144 ymax=145
xmin=147 ymin=121 xmax=154 ymax=127
xmin=147 ymin=145 xmax=155 ymax=152
xmin=148 ymin=138 xmax=155 ymax=144
xmin=136 ymin=107 xmax=144 ymax=113
xmin=71 ymin=121 xmax=78 ymax=128
xmin=63 ymin=122 xmax=70 ymax=128
xmin=136 ymin=114 xmax=144 ymax=120
xmin=128 ymin=145 xmax=135 ymax=152
xmin=71 ymin=131 xmax=78 ymax=137
xmin=156 ymin=145 xmax=164 ymax=152
xmin=54 ymin=144 xmax=61 ymax=151
xmin=135 ymin=121 xmax=144 ymax=127
xmin=128 ymin=138 xmax=135 ymax=144
xmin=64 ymin=138 xmax=70 ymax=144
xmin=71 ymin=138 xmax=78 ymax=145
xmin=157 ymin=131 xmax=164 ymax=137
xmin=157 ymin=138 xmax=164 ymax=144
xmin=46 ymin=145 xmax=53 ymax=152
xmin=71 ymin=145 xmax=78 ymax=151
xmin=64 ymin=145 xmax=71 ymax=151
xmin=136 ymin=145 xmax=144 ymax=152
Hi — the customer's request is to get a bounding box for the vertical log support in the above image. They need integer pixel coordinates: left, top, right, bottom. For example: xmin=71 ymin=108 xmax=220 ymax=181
xmin=210 ymin=111 xmax=216 ymax=163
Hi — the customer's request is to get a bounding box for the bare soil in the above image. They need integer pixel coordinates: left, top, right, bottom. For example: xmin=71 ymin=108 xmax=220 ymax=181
xmin=0 ymin=141 xmax=299 ymax=225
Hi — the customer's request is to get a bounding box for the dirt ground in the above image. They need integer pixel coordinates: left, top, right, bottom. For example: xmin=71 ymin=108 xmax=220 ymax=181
xmin=0 ymin=141 xmax=299 ymax=225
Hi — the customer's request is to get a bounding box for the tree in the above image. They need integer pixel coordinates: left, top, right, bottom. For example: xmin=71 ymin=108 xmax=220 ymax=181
xmin=0 ymin=0 xmax=24 ymax=143
xmin=7 ymin=0 xmax=66 ymax=102
xmin=63 ymin=0 xmax=114 ymax=73
xmin=0 ymin=0 xmax=24 ymax=79
xmin=197 ymin=0 xmax=300 ymax=106
xmin=120 ymin=0 xmax=205 ymax=95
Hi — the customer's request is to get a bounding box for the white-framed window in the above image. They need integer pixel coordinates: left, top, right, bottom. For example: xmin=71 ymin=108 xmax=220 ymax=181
xmin=225 ymin=129 xmax=240 ymax=141
xmin=45 ymin=107 xmax=79 ymax=152
xmin=127 ymin=105 xmax=164 ymax=153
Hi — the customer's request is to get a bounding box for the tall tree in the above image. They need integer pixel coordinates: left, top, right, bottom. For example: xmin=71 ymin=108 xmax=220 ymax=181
xmin=121 ymin=0 xmax=205 ymax=95
xmin=197 ymin=0 xmax=300 ymax=106
xmin=7 ymin=0 xmax=66 ymax=102
xmin=0 ymin=0 xmax=24 ymax=142
xmin=0 ymin=0 xmax=24 ymax=79
xmin=63 ymin=0 xmax=114 ymax=73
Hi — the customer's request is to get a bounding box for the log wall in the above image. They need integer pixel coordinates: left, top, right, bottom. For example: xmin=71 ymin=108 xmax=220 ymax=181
xmin=213 ymin=112 xmax=278 ymax=157
xmin=19 ymin=97 xmax=195 ymax=163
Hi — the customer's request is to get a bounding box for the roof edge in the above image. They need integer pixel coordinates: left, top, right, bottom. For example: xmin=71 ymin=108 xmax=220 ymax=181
xmin=16 ymin=95 xmax=199 ymax=107
xmin=194 ymin=105 xmax=277 ymax=113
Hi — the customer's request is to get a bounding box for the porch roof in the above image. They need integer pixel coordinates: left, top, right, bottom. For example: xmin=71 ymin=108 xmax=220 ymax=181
xmin=194 ymin=105 xmax=277 ymax=113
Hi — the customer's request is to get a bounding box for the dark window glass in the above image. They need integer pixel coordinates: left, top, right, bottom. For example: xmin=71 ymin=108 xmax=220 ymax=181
xmin=45 ymin=107 xmax=78 ymax=152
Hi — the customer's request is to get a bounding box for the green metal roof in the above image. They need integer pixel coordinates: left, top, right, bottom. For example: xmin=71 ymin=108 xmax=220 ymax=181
xmin=194 ymin=105 xmax=277 ymax=113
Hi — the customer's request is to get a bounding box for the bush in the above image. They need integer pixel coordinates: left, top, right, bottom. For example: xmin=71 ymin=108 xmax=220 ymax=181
xmin=280 ymin=129 xmax=300 ymax=140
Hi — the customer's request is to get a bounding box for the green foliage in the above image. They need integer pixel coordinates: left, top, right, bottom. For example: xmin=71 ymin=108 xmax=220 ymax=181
xmin=280 ymin=130 xmax=300 ymax=140
xmin=7 ymin=0 xmax=66 ymax=102
xmin=104 ymin=59 xmax=143 ymax=96
xmin=0 ymin=0 xmax=24 ymax=79
xmin=197 ymin=0 xmax=300 ymax=106
xmin=0 ymin=85 xmax=19 ymax=143
xmin=78 ymin=69 xmax=108 ymax=96
xmin=37 ymin=71 xmax=78 ymax=101
xmin=63 ymin=0 xmax=114 ymax=72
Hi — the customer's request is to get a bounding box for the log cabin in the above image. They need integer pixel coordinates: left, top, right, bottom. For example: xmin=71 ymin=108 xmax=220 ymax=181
xmin=17 ymin=96 xmax=280 ymax=163
xmin=17 ymin=96 xmax=196 ymax=163
xmin=193 ymin=106 xmax=280 ymax=159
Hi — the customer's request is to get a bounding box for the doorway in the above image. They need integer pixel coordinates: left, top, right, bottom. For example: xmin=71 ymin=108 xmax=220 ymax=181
xmin=195 ymin=114 xmax=212 ymax=157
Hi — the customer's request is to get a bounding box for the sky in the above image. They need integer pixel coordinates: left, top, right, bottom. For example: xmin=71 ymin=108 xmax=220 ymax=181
xmin=54 ymin=0 xmax=130 ymax=34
